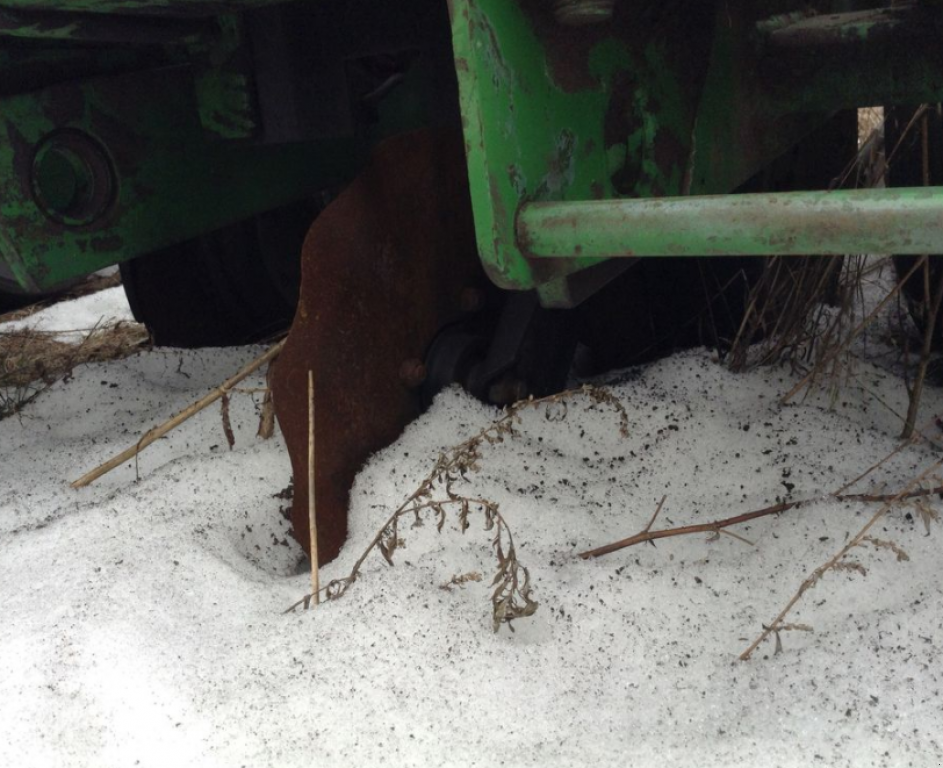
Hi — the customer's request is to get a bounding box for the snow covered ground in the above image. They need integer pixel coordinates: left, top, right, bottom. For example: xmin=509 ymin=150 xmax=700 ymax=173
xmin=1 ymin=275 xmax=942 ymax=767
xmin=2 ymin=286 xmax=133 ymax=338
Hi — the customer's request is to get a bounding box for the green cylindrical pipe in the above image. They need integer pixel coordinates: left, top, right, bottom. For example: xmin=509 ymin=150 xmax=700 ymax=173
xmin=518 ymin=187 xmax=943 ymax=258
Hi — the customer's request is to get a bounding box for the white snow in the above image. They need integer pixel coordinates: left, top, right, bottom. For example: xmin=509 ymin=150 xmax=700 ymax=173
xmin=1 ymin=277 xmax=942 ymax=767
xmin=2 ymin=286 xmax=134 ymax=337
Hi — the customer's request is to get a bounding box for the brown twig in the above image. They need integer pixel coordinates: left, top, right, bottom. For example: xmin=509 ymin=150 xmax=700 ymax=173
xmin=836 ymin=410 xmax=943 ymax=494
xmin=780 ymin=255 xmax=928 ymax=404
xmin=257 ymin=362 xmax=277 ymax=440
xmin=739 ymin=457 xmax=943 ymax=661
xmin=71 ymin=340 xmax=285 ymax=488
xmin=307 ymin=370 xmax=320 ymax=606
xmin=901 ymin=260 xmax=943 ymax=439
xmin=579 ymin=485 xmax=943 ymax=560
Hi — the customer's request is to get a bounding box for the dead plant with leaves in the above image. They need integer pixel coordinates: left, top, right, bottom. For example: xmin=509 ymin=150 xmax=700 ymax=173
xmin=739 ymin=454 xmax=942 ymax=660
xmin=286 ymin=385 xmax=629 ymax=631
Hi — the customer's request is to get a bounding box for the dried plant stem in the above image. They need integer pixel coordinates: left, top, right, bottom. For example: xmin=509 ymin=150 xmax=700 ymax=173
xmin=71 ymin=340 xmax=285 ymax=488
xmin=780 ymin=255 xmax=928 ymax=405
xmin=739 ymin=456 xmax=943 ymax=661
xmin=901 ymin=262 xmax=943 ymax=439
xmin=579 ymin=484 xmax=943 ymax=559
xmin=836 ymin=435 xmax=918 ymax=495
xmin=835 ymin=410 xmax=943 ymax=496
xmin=307 ymin=371 xmax=320 ymax=606
xmin=285 ymin=385 xmax=629 ymax=630
xmin=257 ymin=363 xmax=277 ymax=440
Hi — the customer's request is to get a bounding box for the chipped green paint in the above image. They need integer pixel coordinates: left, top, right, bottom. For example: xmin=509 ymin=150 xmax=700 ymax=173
xmin=0 ymin=66 xmax=365 ymax=291
xmin=451 ymin=0 xmax=645 ymax=291
xmin=449 ymin=0 xmax=815 ymax=295
xmin=450 ymin=0 xmax=943 ymax=303
xmin=190 ymin=14 xmax=258 ymax=139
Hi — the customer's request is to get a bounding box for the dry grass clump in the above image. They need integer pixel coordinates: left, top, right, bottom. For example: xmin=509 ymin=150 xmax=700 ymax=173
xmin=858 ymin=107 xmax=884 ymax=147
xmin=726 ymin=106 xmax=938 ymax=410
xmin=0 ymin=321 xmax=149 ymax=418
xmin=727 ymin=109 xmax=894 ymax=380
xmin=728 ymin=107 xmax=897 ymax=380
xmin=726 ymin=254 xmax=852 ymax=377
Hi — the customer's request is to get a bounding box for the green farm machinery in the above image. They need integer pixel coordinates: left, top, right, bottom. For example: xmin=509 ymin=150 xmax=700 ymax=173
xmin=1 ymin=0 xmax=941 ymax=562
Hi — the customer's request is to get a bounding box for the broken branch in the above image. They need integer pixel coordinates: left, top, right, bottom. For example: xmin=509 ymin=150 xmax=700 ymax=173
xmin=71 ymin=340 xmax=285 ymax=488
xmin=580 ymin=485 xmax=943 ymax=560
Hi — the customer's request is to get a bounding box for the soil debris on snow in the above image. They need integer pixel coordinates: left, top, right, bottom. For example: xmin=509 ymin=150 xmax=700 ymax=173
xmin=1 ymin=287 xmax=942 ymax=767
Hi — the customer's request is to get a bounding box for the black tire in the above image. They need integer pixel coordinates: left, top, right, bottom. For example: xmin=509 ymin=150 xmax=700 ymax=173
xmin=885 ymin=105 xmax=943 ymax=345
xmin=0 ymin=273 xmax=82 ymax=315
xmin=120 ymin=201 xmax=316 ymax=348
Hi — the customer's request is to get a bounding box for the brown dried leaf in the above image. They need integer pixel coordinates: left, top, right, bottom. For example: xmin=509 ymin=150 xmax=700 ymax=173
xmin=832 ymin=560 xmax=867 ymax=577
xmin=861 ymin=535 xmax=910 ymax=562
xmin=779 ymin=623 xmax=813 ymax=633
xmin=915 ymin=500 xmax=940 ymax=536
xmin=220 ymin=393 xmax=235 ymax=450
xmin=257 ymin=388 xmax=275 ymax=440
xmin=439 ymin=571 xmax=483 ymax=591
xmin=378 ymin=538 xmax=396 ymax=566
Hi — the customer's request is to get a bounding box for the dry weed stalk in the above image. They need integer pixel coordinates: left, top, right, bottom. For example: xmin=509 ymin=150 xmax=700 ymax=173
xmin=727 ymin=254 xmax=849 ymax=375
xmin=579 ymin=483 xmax=943 ymax=559
xmin=779 ymin=256 xmax=928 ymax=405
xmin=307 ymin=370 xmax=320 ymax=606
xmin=286 ymin=385 xmax=629 ymax=631
xmin=257 ymin=363 xmax=277 ymax=439
xmin=72 ymin=340 xmax=285 ymax=488
xmin=729 ymin=106 xmax=943 ymax=421
xmin=440 ymin=572 xmax=483 ymax=591
xmin=769 ymin=623 xmax=814 ymax=656
xmin=740 ymin=456 xmax=943 ymax=661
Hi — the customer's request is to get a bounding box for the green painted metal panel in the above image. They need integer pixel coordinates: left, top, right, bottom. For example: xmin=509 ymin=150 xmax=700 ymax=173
xmin=0 ymin=0 xmax=280 ymax=16
xmin=448 ymin=0 xmax=864 ymax=296
xmin=0 ymin=66 xmax=365 ymax=291
xmin=450 ymin=0 xmax=622 ymax=291
xmin=518 ymin=187 xmax=943 ymax=258
xmin=450 ymin=0 xmax=943 ymax=302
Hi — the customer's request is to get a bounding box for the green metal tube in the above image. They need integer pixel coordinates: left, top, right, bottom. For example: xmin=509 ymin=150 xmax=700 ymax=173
xmin=518 ymin=187 xmax=943 ymax=258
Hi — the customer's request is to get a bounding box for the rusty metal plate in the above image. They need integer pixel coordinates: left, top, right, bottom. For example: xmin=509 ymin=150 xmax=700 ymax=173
xmin=271 ymin=129 xmax=485 ymax=565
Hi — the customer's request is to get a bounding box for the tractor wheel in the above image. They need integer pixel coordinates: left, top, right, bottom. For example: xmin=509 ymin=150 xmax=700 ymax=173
xmin=885 ymin=105 xmax=943 ymax=345
xmin=120 ymin=201 xmax=317 ymax=348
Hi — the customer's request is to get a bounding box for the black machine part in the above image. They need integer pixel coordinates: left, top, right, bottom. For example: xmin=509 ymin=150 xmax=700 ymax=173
xmin=120 ymin=200 xmax=316 ymax=347
xmin=885 ymin=104 xmax=943 ymax=346
xmin=421 ymin=291 xmax=580 ymax=408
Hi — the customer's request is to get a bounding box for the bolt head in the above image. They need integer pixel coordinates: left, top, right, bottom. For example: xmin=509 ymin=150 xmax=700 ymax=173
xmin=399 ymin=359 xmax=427 ymax=388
